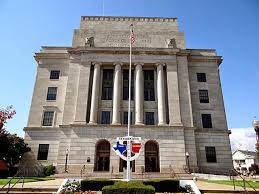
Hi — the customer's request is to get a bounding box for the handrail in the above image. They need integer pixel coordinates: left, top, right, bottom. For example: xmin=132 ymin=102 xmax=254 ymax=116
xmin=0 ymin=166 xmax=25 ymax=193
xmin=229 ymin=168 xmax=257 ymax=193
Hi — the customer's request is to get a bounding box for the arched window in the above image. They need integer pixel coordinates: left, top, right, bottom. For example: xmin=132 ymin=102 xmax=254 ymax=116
xmin=145 ymin=140 xmax=160 ymax=172
xmin=94 ymin=139 xmax=110 ymax=171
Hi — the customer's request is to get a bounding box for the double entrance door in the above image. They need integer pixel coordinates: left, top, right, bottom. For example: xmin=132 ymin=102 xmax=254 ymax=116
xmin=96 ymin=153 xmax=110 ymax=171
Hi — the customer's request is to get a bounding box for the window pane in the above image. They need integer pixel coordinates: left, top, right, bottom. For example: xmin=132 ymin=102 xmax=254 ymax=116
xmin=144 ymin=70 xmax=155 ymax=101
xmin=123 ymin=70 xmax=134 ymax=100
xmin=42 ymin=111 xmax=54 ymax=126
xmin=37 ymin=144 xmax=49 ymax=160
xmin=46 ymin=87 xmax=57 ymax=100
xmin=202 ymin=114 xmax=212 ymax=128
xmin=102 ymin=70 xmax=113 ymax=100
xmin=101 ymin=111 xmax=110 ymax=124
xmin=199 ymin=90 xmax=209 ymax=103
xmin=197 ymin=73 xmax=207 ymax=82
xmin=50 ymin=70 xmax=60 ymax=80
xmin=145 ymin=112 xmax=154 ymax=125
xmin=123 ymin=112 xmax=133 ymax=124
xmin=205 ymin=146 xmax=217 ymax=163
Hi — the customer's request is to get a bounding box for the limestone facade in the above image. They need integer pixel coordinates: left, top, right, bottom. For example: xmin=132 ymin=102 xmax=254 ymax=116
xmin=24 ymin=16 xmax=233 ymax=176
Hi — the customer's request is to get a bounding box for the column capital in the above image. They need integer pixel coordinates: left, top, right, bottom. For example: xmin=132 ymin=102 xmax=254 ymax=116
xmin=113 ymin=62 xmax=123 ymax=66
xmin=92 ymin=62 xmax=102 ymax=66
xmin=134 ymin=62 xmax=144 ymax=67
xmin=156 ymin=63 xmax=166 ymax=67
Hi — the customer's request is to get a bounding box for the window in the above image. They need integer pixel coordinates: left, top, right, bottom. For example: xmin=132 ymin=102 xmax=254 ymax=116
xmin=199 ymin=90 xmax=209 ymax=103
xmin=201 ymin=114 xmax=212 ymax=128
xmin=42 ymin=111 xmax=54 ymax=126
xmin=46 ymin=87 xmax=57 ymax=100
xmin=197 ymin=73 xmax=207 ymax=82
xmin=144 ymin=70 xmax=155 ymax=101
xmin=123 ymin=112 xmax=133 ymax=124
xmin=50 ymin=70 xmax=60 ymax=80
xmin=101 ymin=111 xmax=111 ymax=124
xmin=145 ymin=112 xmax=154 ymax=125
xmin=102 ymin=70 xmax=113 ymax=100
xmin=37 ymin=144 xmax=49 ymax=160
xmin=205 ymin=146 xmax=217 ymax=163
xmin=123 ymin=70 xmax=134 ymax=100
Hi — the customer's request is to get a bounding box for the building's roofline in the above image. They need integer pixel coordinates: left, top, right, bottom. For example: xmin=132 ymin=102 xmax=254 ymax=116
xmin=81 ymin=16 xmax=178 ymax=22
xmin=233 ymin=149 xmax=256 ymax=157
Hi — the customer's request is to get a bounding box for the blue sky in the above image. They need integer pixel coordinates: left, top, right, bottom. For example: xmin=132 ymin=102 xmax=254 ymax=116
xmin=0 ymin=0 xmax=258 ymax=139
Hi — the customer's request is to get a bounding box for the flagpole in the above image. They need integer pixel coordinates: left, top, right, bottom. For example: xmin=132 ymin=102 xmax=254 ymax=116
xmin=126 ymin=24 xmax=133 ymax=181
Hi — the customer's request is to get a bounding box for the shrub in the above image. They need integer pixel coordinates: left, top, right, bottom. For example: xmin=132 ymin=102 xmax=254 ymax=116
xmin=102 ymin=181 xmax=155 ymax=194
xmin=143 ymin=179 xmax=180 ymax=192
xmin=43 ymin=164 xmax=55 ymax=176
xmin=81 ymin=179 xmax=115 ymax=191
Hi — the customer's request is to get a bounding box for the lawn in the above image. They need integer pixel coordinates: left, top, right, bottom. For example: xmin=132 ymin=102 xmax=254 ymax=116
xmin=0 ymin=177 xmax=53 ymax=186
xmin=207 ymin=180 xmax=259 ymax=189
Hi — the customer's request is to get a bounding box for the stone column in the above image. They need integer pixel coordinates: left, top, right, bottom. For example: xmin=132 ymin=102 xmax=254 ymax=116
xmin=89 ymin=63 xmax=101 ymax=124
xmin=112 ymin=63 xmax=122 ymax=125
xmin=157 ymin=63 xmax=166 ymax=125
xmin=135 ymin=63 xmax=144 ymax=125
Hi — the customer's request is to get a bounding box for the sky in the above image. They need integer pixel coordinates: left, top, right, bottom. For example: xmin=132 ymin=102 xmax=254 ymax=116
xmin=0 ymin=0 xmax=258 ymax=150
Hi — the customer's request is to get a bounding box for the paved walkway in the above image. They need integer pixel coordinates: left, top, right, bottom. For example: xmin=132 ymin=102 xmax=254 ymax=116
xmin=196 ymin=180 xmax=257 ymax=192
xmin=11 ymin=178 xmax=64 ymax=189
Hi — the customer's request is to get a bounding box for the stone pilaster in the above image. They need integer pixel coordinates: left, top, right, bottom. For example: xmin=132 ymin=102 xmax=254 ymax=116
xmin=156 ymin=63 xmax=166 ymax=125
xmin=112 ymin=63 xmax=122 ymax=125
xmin=135 ymin=63 xmax=144 ymax=125
xmin=89 ymin=63 xmax=101 ymax=124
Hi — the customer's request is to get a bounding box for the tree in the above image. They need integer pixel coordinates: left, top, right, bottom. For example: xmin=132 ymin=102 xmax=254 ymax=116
xmin=0 ymin=106 xmax=30 ymax=168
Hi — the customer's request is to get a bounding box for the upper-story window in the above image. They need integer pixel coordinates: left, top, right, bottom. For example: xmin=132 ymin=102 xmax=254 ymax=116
xmin=197 ymin=73 xmax=207 ymax=82
xmin=42 ymin=111 xmax=54 ymax=126
xmin=205 ymin=146 xmax=217 ymax=163
xmin=201 ymin=114 xmax=212 ymax=128
xmin=46 ymin=87 xmax=57 ymax=101
xmin=102 ymin=69 xmax=113 ymax=100
xmin=37 ymin=144 xmax=49 ymax=160
xmin=123 ymin=70 xmax=134 ymax=100
xmin=199 ymin=90 xmax=209 ymax=103
xmin=144 ymin=70 xmax=155 ymax=101
xmin=145 ymin=112 xmax=155 ymax=125
xmin=123 ymin=111 xmax=133 ymax=124
xmin=50 ymin=70 xmax=60 ymax=80
xmin=101 ymin=111 xmax=111 ymax=124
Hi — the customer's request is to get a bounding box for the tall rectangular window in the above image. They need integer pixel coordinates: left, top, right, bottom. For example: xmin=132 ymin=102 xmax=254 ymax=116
xmin=199 ymin=90 xmax=209 ymax=103
xmin=202 ymin=114 xmax=212 ymax=128
xmin=197 ymin=73 xmax=207 ymax=82
xmin=42 ymin=111 xmax=54 ymax=126
xmin=123 ymin=70 xmax=134 ymax=100
xmin=46 ymin=87 xmax=57 ymax=100
xmin=37 ymin=144 xmax=49 ymax=160
xmin=145 ymin=112 xmax=154 ymax=125
xmin=144 ymin=70 xmax=155 ymax=101
xmin=50 ymin=70 xmax=60 ymax=80
xmin=102 ymin=70 xmax=113 ymax=100
xmin=123 ymin=112 xmax=133 ymax=124
xmin=101 ymin=111 xmax=111 ymax=124
xmin=205 ymin=146 xmax=217 ymax=163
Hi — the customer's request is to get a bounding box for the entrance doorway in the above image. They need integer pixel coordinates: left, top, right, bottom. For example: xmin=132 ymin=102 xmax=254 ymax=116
xmin=94 ymin=140 xmax=110 ymax=171
xmin=145 ymin=140 xmax=160 ymax=172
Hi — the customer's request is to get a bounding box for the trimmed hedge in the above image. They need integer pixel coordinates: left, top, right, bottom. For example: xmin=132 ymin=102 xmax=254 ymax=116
xmin=143 ymin=179 xmax=181 ymax=192
xmin=102 ymin=181 xmax=155 ymax=194
xmin=81 ymin=179 xmax=115 ymax=191
xmin=43 ymin=164 xmax=55 ymax=176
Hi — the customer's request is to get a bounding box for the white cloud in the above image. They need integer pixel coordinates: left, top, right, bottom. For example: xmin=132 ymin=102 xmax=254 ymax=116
xmin=229 ymin=128 xmax=256 ymax=152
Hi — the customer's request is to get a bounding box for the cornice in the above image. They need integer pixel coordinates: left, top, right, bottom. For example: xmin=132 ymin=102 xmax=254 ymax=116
xmin=34 ymin=53 xmax=69 ymax=63
xmin=81 ymin=16 xmax=177 ymax=22
xmin=188 ymin=55 xmax=223 ymax=66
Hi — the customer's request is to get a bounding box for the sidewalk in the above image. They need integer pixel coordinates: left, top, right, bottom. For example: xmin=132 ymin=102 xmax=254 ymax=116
xmin=196 ymin=180 xmax=257 ymax=192
xmin=11 ymin=178 xmax=64 ymax=189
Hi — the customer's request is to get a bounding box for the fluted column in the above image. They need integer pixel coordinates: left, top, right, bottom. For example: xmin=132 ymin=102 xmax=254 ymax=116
xmin=135 ymin=63 xmax=144 ymax=125
xmin=112 ymin=63 xmax=122 ymax=125
xmin=89 ymin=63 xmax=101 ymax=124
xmin=157 ymin=63 xmax=166 ymax=125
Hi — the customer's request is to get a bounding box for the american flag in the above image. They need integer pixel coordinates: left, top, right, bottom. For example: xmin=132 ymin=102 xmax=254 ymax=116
xmin=129 ymin=25 xmax=135 ymax=45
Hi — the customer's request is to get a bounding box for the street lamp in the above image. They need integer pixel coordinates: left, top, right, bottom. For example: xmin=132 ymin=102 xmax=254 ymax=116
xmin=65 ymin=149 xmax=69 ymax=173
xmin=186 ymin=152 xmax=190 ymax=173
xmin=253 ymin=117 xmax=259 ymax=162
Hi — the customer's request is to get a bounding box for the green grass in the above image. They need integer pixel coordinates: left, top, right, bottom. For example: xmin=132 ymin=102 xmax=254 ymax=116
xmin=207 ymin=180 xmax=259 ymax=189
xmin=0 ymin=177 xmax=53 ymax=186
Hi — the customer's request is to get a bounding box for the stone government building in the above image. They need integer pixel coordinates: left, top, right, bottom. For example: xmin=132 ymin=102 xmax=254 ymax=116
xmin=24 ymin=16 xmax=233 ymax=176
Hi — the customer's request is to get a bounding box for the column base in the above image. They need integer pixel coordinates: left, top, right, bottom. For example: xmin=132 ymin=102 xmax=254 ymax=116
xmin=169 ymin=122 xmax=183 ymax=126
xmin=158 ymin=123 xmax=168 ymax=126
xmin=135 ymin=122 xmax=145 ymax=126
xmin=111 ymin=122 xmax=121 ymax=125
xmin=88 ymin=121 xmax=98 ymax=125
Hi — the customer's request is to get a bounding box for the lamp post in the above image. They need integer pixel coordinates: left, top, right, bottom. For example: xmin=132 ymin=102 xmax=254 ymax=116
xmin=253 ymin=117 xmax=259 ymax=162
xmin=186 ymin=152 xmax=190 ymax=173
xmin=65 ymin=149 xmax=69 ymax=173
